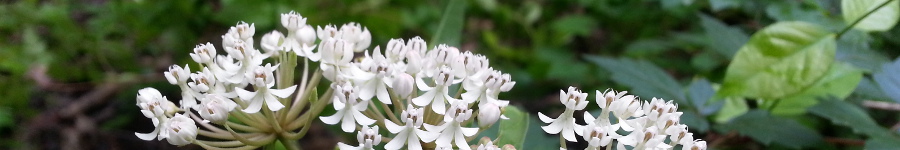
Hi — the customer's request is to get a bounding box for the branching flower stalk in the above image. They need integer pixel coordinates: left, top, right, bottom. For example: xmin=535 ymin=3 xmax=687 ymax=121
xmin=538 ymin=87 xmax=708 ymax=150
xmin=134 ymin=11 xmax=519 ymax=150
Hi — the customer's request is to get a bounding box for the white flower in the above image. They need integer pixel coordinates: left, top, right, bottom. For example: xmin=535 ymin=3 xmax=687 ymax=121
xmin=424 ymin=101 xmax=478 ymax=150
xmin=317 ymin=24 xmax=340 ymax=40
xmin=135 ymin=88 xmax=176 ymax=141
xmin=391 ymin=72 xmax=415 ymax=98
xmin=189 ymin=42 xmax=216 ymax=64
xmin=610 ymin=96 xmax=644 ymax=131
xmin=584 ymin=89 xmax=633 ymax=127
xmin=353 ymin=48 xmax=395 ymax=104
xmin=319 ymin=38 xmax=354 ymax=81
xmin=581 ymin=123 xmax=621 ymax=150
xmin=232 ymin=22 xmax=255 ymax=40
xmin=234 ymin=64 xmax=297 ymax=113
xmin=165 ymin=64 xmax=191 ymax=85
xmin=338 ymin=126 xmax=382 ymax=150
xmin=339 ymin=23 xmax=371 ymax=52
xmin=412 ymin=67 xmax=463 ymax=114
xmin=281 ymin=11 xmax=307 ymax=32
xmin=296 ymin=24 xmax=317 ymax=46
xmin=462 ymin=69 xmax=514 ymax=108
xmin=476 ymin=140 xmax=500 ymax=150
xmin=197 ymin=94 xmax=237 ymax=124
xmin=618 ymin=125 xmax=671 ymax=150
xmin=453 ymin=51 xmax=490 ymax=80
xmin=404 ymin=37 xmax=427 ymax=74
xmin=478 ymin=102 xmax=501 ymax=128
xmin=261 ymin=31 xmax=285 ymax=53
xmin=423 ymin=45 xmax=459 ymax=76
xmin=163 ymin=113 xmax=198 ymax=146
xmin=681 ymin=140 xmax=707 ymax=150
xmin=666 ymin=125 xmax=694 ymax=147
xmin=320 ymin=82 xmax=376 ymax=132
xmin=537 ymin=86 xmax=588 ymax=142
xmin=384 ymin=38 xmax=407 ymax=63
xmin=384 ymin=106 xmax=436 ymax=150
xmin=187 ymin=67 xmax=219 ymax=94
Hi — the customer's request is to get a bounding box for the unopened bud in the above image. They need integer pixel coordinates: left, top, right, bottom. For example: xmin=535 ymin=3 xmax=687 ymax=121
xmin=478 ymin=102 xmax=501 ymax=128
xmin=392 ymin=73 xmax=415 ymax=98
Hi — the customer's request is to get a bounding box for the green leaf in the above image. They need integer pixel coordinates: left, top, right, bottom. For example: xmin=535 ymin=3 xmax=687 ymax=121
xmin=716 ymin=110 xmax=824 ymax=148
xmin=874 ymin=57 xmax=900 ymax=103
xmin=687 ymin=78 xmax=723 ymax=116
xmin=719 ymin=22 xmax=836 ymax=99
xmin=430 ymin=0 xmax=467 ymax=46
xmin=842 ymin=0 xmax=900 ymax=32
xmin=496 ymin=106 xmax=529 ymax=148
xmin=712 ymin=97 xmax=748 ymax=123
xmin=709 ymin=0 xmax=742 ymax=12
xmin=584 ymin=55 xmax=686 ymax=101
xmin=551 ymin=15 xmax=596 ymax=36
xmin=699 ymin=14 xmax=749 ymax=58
xmin=809 ymin=98 xmax=892 ymax=138
xmin=768 ymin=63 xmax=863 ymax=116
xmin=865 ymin=137 xmax=900 ymax=149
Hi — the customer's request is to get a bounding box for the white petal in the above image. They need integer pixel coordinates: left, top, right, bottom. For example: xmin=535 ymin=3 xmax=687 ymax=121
xmin=415 ymin=76 xmax=434 ymax=91
xmin=375 ymin=84 xmax=392 ymax=104
xmin=537 ymin=112 xmax=555 ymax=123
xmin=384 ymin=130 xmax=409 ymax=150
xmin=358 ymin=80 xmax=377 ymax=100
xmin=407 ymin=134 xmax=423 ymax=150
xmin=270 ymin=85 xmax=297 ymax=98
xmin=412 ymin=90 xmax=436 ymax=107
xmin=541 ymin=120 xmax=563 ymax=134
xmin=234 ymin=87 xmax=257 ymax=101
xmin=319 ymin=109 xmax=345 ymax=125
xmin=384 ymin=120 xmax=404 ymax=133
xmin=583 ymin=111 xmax=596 ymax=125
xmin=431 ymin=96 xmax=447 ymax=115
xmin=353 ymin=110 xmax=376 ymax=126
xmin=134 ymin=127 xmax=160 ymax=141
xmin=561 ymin=126 xmax=577 ymax=142
xmin=341 ymin=111 xmax=356 ymax=132
xmin=454 ymin=131 xmax=471 ymax=150
xmin=460 ymin=127 xmax=478 ymax=136
xmin=415 ymin=128 xmax=437 ymax=142
xmin=242 ymin=97 xmax=264 ymax=113
xmin=265 ymin=94 xmax=285 ymax=111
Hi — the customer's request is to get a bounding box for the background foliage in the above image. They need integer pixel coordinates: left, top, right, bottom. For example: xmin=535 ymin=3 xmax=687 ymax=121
xmin=2 ymin=0 xmax=900 ymax=149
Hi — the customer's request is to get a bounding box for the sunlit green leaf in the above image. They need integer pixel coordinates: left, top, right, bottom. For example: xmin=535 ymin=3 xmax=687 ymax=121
xmin=768 ymin=63 xmax=863 ymax=116
xmin=712 ymin=97 xmax=748 ymax=123
xmin=716 ymin=110 xmax=824 ymax=148
xmin=809 ymin=98 xmax=892 ymax=138
xmin=496 ymin=106 xmax=529 ymax=148
xmin=585 ymin=55 xmax=686 ymax=101
xmin=719 ymin=22 xmax=836 ymax=100
xmin=842 ymin=0 xmax=900 ymax=32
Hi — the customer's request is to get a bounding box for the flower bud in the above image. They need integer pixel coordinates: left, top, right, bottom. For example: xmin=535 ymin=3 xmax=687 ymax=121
xmin=317 ymin=25 xmax=340 ymax=40
xmin=385 ymin=38 xmax=406 ymax=62
xmin=164 ymin=64 xmax=190 ymax=85
xmin=165 ymin=114 xmax=198 ymax=146
xmin=261 ymin=31 xmax=285 ymax=53
xmin=296 ymin=25 xmax=317 ymax=46
xmin=478 ymin=102 xmax=501 ymax=128
xmin=190 ymin=43 xmax=216 ymax=64
xmin=392 ymin=72 xmax=415 ymax=98
xmin=501 ymin=144 xmax=517 ymax=150
xmin=281 ymin=11 xmax=306 ymax=31
xmin=233 ymin=22 xmax=255 ymax=40
xmin=198 ymin=94 xmax=237 ymax=124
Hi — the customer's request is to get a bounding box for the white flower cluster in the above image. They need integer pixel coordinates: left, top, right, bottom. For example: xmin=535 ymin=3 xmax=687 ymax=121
xmin=318 ymin=34 xmax=517 ymax=150
xmin=538 ymin=87 xmax=707 ymax=150
xmin=134 ymin=10 xmax=518 ymax=150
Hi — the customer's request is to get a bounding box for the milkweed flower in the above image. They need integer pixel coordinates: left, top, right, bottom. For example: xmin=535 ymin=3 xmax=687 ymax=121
xmin=424 ymin=101 xmax=478 ymax=150
xmin=196 ymin=94 xmax=237 ymax=124
xmin=383 ymin=106 xmax=436 ymax=150
xmin=234 ymin=63 xmax=297 ymax=113
xmin=320 ymin=81 xmax=376 ymax=133
xmin=135 ymin=88 xmax=177 ymax=141
xmin=163 ymin=113 xmax=198 ymax=146
xmin=337 ymin=126 xmax=382 ymax=150
xmin=538 ymin=86 xmax=589 ymax=142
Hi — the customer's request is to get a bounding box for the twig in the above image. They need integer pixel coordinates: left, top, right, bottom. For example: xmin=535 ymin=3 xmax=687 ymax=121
xmin=862 ymin=100 xmax=900 ymax=111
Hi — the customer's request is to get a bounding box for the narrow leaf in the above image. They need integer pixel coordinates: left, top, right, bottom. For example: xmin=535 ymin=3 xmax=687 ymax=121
xmin=699 ymin=14 xmax=749 ymax=58
xmin=585 ymin=55 xmax=686 ymax=101
xmin=809 ymin=98 xmax=892 ymax=138
xmin=874 ymin=57 xmax=900 ymax=103
xmin=430 ymin=0 xmax=467 ymax=46
xmin=716 ymin=110 xmax=824 ymax=149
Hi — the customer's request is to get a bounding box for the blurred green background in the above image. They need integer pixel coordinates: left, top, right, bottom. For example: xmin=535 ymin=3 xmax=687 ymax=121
xmin=3 ymin=0 xmax=900 ymax=149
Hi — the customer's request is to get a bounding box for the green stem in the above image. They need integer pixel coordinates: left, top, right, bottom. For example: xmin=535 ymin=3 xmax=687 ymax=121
xmin=837 ymin=0 xmax=896 ymax=38
xmin=280 ymin=138 xmax=302 ymax=150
